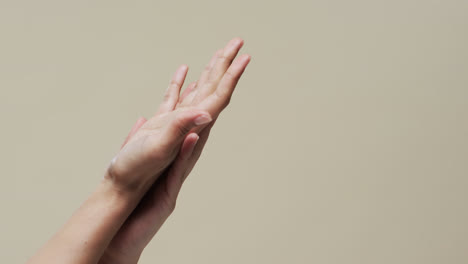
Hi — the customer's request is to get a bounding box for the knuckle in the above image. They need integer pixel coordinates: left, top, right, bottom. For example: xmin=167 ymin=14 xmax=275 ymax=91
xmin=224 ymin=69 xmax=237 ymax=80
xmin=163 ymin=88 xmax=174 ymax=100
xmin=188 ymin=81 xmax=197 ymax=89
xmin=162 ymin=193 xmax=177 ymax=213
xmin=217 ymin=52 xmax=230 ymax=62
xmin=215 ymin=86 xmax=230 ymax=100
xmin=221 ymin=97 xmax=231 ymax=109
xmin=214 ymin=91 xmax=230 ymax=109
xmin=204 ymin=65 xmax=212 ymax=72
xmin=163 ymin=92 xmax=171 ymax=101
xmin=225 ymin=96 xmax=231 ymax=107
xmin=170 ymin=79 xmax=181 ymax=87
xmin=204 ymin=80 xmax=216 ymax=88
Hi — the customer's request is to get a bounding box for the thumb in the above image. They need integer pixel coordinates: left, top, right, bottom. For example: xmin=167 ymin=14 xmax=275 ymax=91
xmin=164 ymin=109 xmax=212 ymax=145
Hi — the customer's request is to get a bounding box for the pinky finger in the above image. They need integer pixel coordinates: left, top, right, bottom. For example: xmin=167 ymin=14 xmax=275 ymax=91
xmin=165 ymin=132 xmax=200 ymax=199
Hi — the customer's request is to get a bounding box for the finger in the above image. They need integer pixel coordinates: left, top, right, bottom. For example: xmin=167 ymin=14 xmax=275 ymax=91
xmin=182 ymin=119 xmax=215 ymax=181
xmin=180 ymin=82 xmax=197 ymax=102
xmin=121 ymin=117 xmax=147 ymax=149
xmin=165 ymin=132 xmax=200 ymax=199
xmin=179 ymin=49 xmax=220 ymax=107
xmin=179 ymin=133 xmax=200 ymax=160
xmin=156 ymin=64 xmax=188 ymax=115
xmin=176 ymin=81 xmax=197 ymax=108
xmin=192 ymin=38 xmax=244 ymax=104
xmin=199 ymin=49 xmax=222 ymax=87
xmin=199 ymin=54 xmax=251 ymax=116
xmin=162 ymin=109 xmax=212 ymax=147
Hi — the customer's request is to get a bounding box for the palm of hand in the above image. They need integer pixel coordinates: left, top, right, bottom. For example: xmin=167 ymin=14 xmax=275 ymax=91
xmin=100 ymin=38 xmax=250 ymax=264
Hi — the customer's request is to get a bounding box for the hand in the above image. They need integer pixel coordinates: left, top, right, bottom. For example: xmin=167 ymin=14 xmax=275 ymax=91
xmin=100 ymin=38 xmax=251 ymax=263
xmin=105 ymin=37 xmax=249 ymax=197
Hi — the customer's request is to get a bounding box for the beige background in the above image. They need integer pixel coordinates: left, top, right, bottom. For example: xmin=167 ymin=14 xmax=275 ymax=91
xmin=1 ymin=0 xmax=467 ymax=263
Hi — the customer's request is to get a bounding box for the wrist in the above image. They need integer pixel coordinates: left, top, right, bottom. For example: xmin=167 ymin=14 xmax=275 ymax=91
xmin=103 ymin=161 xmax=162 ymax=201
xmin=99 ymin=175 xmax=143 ymax=210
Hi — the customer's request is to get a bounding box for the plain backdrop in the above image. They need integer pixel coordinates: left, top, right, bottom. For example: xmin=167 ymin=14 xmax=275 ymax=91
xmin=1 ymin=0 xmax=467 ymax=263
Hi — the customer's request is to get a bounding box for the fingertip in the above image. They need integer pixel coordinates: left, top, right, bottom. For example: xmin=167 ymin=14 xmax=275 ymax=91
xmin=243 ymin=54 xmax=251 ymax=63
xmin=232 ymin=37 xmax=244 ymax=46
xmin=170 ymin=64 xmax=189 ymax=88
xmin=177 ymin=64 xmax=189 ymax=79
xmin=180 ymin=64 xmax=188 ymax=71
xmin=189 ymin=133 xmax=200 ymax=152
xmin=188 ymin=81 xmax=197 ymax=89
xmin=187 ymin=132 xmax=200 ymax=143
xmin=181 ymin=132 xmax=200 ymax=159
xmin=226 ymin=37 xmax=244 ymax=52
xmin=233 ymin=54 xmax=251 ymax=66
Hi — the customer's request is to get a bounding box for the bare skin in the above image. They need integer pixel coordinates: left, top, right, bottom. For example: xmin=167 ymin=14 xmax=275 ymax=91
xmin=26 ymin=38 xmax=250 ymax=264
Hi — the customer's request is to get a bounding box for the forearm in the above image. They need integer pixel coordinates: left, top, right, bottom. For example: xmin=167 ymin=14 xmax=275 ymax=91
xmin=26 ymin=179 xmax=141 ymax=264
xmin=25 ymin=37 xmax=248 ymax=264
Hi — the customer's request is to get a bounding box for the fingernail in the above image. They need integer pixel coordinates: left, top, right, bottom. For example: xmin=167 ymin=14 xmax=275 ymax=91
xmin=194 ymin=114 xmax=212 ymax=125
xmin=184 ymin=134 xmax=200 ymax=159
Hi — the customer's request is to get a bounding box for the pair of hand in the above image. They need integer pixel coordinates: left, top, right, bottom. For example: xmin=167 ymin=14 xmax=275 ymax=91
xmin=99 ymin=38 xmax=251 ymax=263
